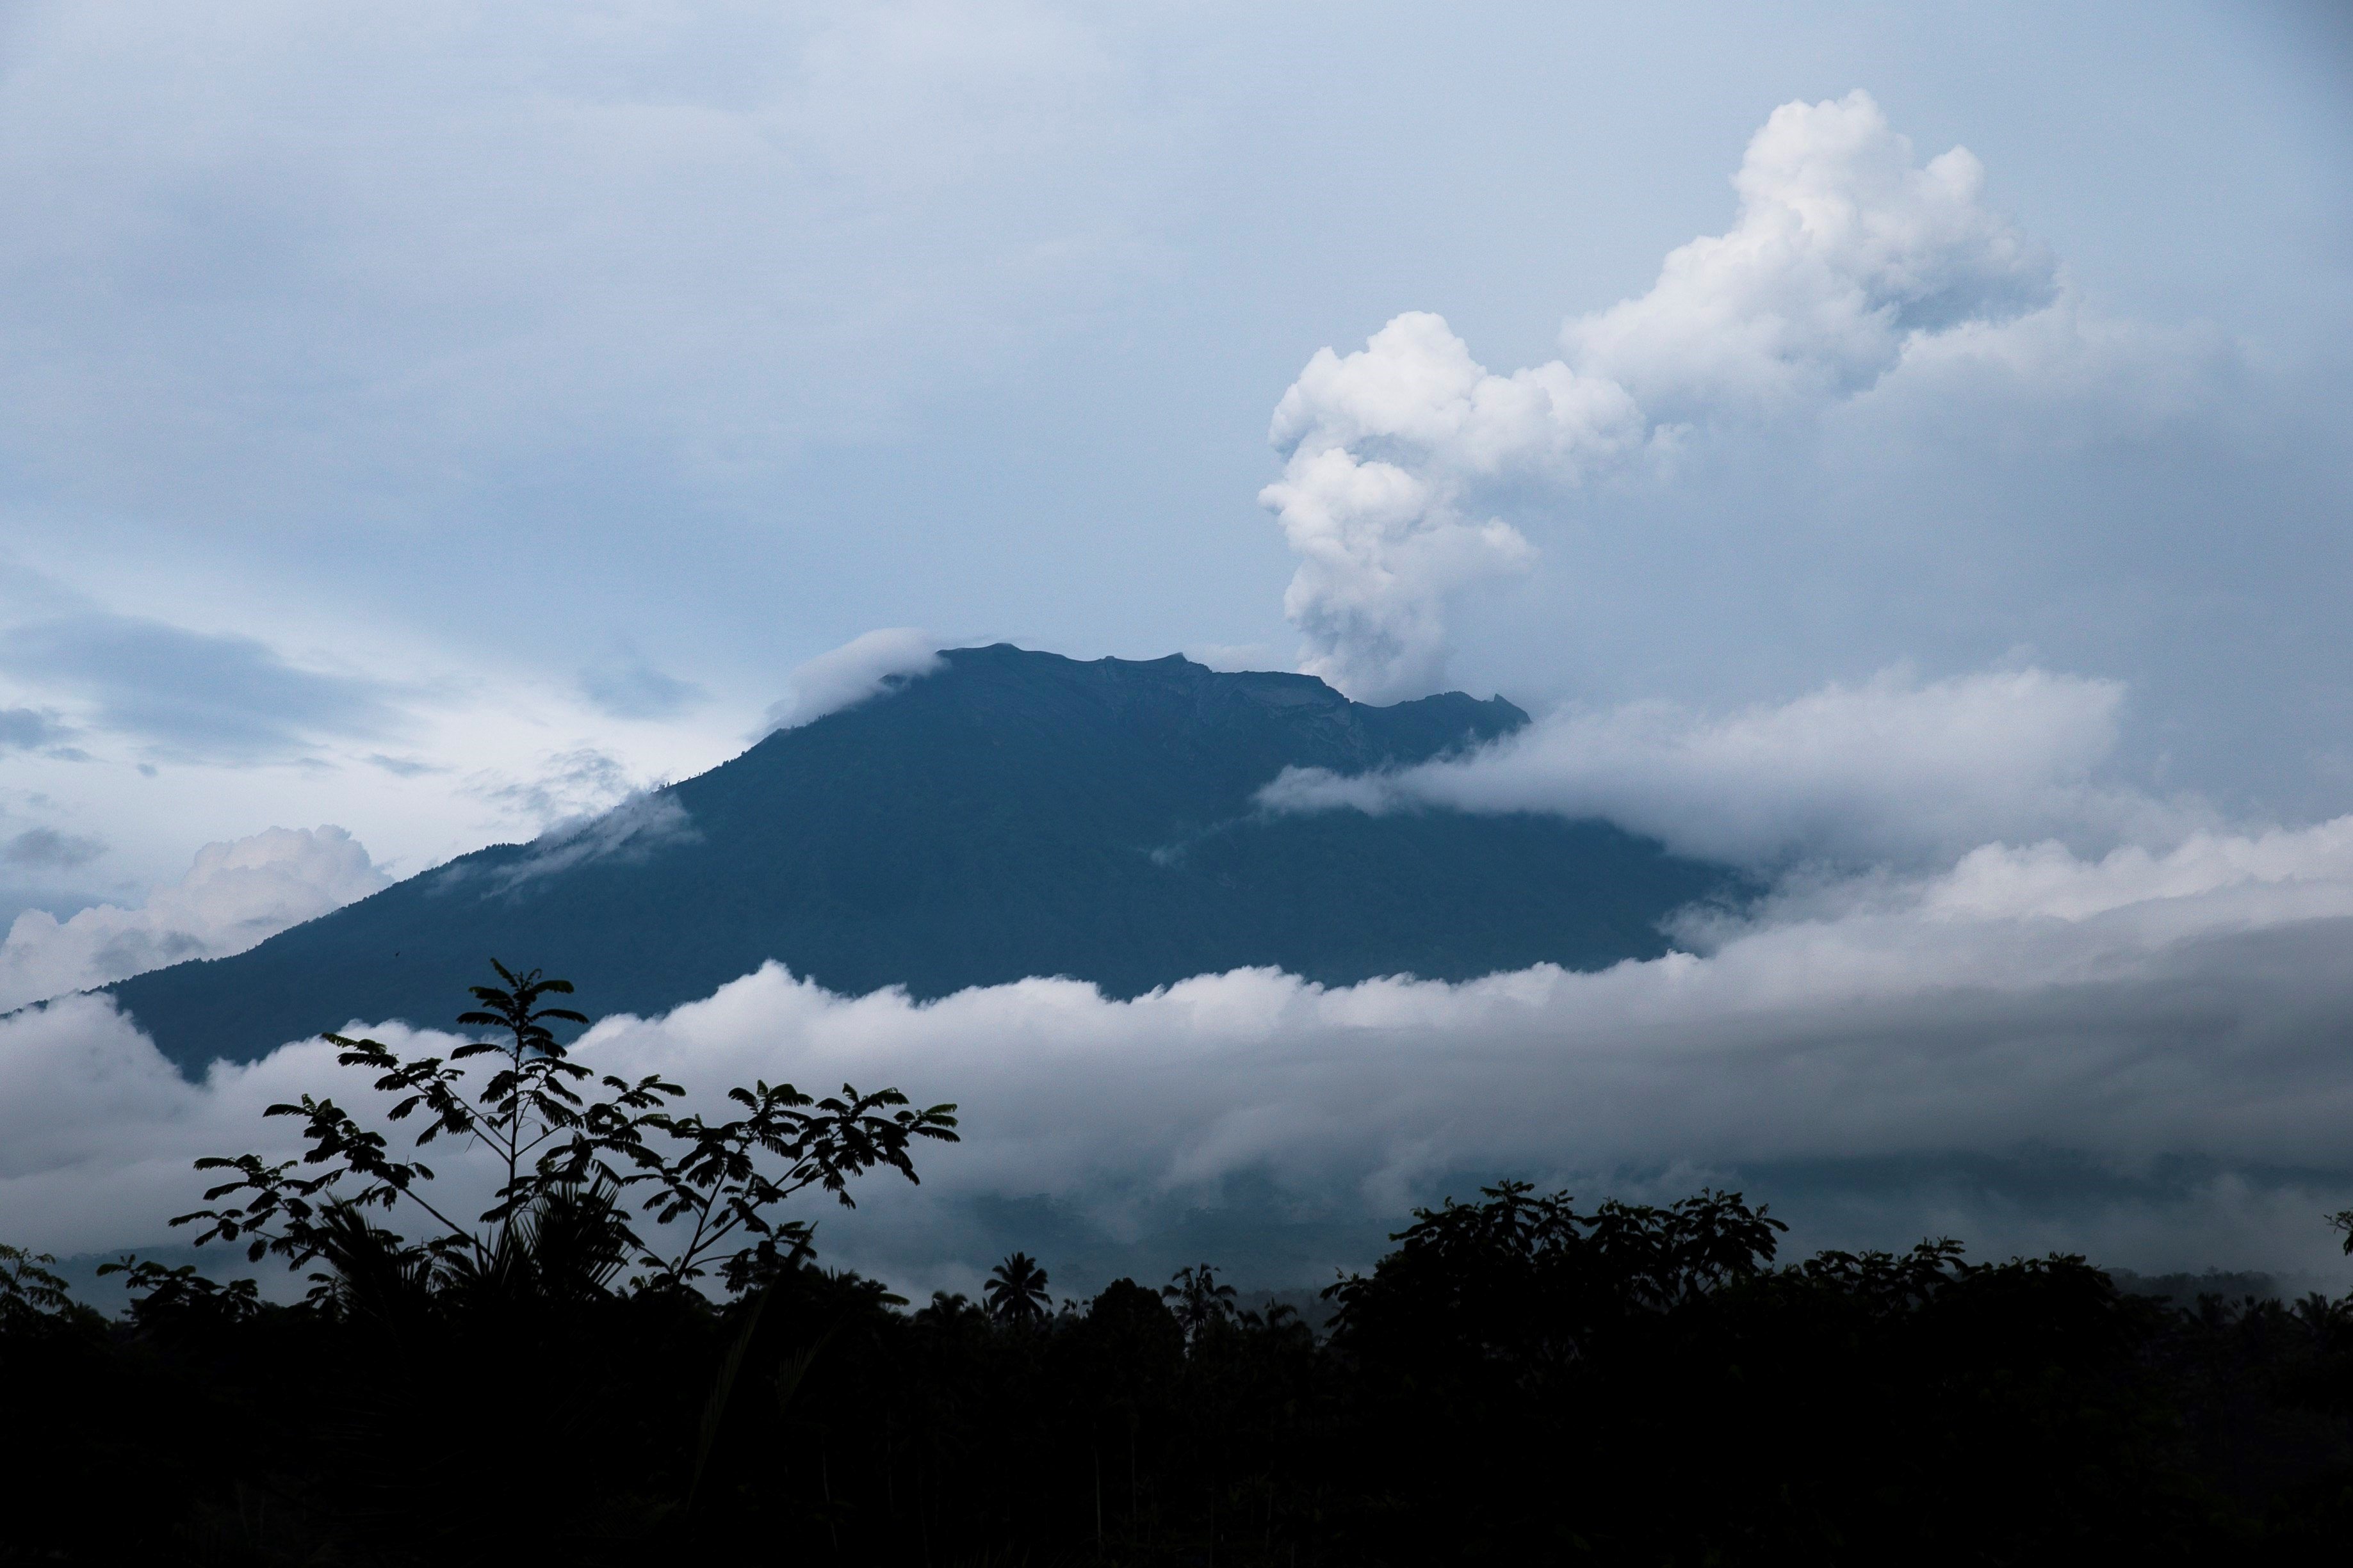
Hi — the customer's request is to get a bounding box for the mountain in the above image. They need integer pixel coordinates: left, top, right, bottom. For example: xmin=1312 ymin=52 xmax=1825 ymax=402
xmin=106 ymin=645 xmax=1740 ymax=1072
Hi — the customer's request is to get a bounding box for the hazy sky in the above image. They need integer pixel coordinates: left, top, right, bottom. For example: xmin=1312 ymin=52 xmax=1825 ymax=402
xmin=6 ymin=2 xmax=2353 ymax=1284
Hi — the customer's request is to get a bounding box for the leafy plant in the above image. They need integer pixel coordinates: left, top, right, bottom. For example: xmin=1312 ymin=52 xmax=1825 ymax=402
xmin=1162 ymin=1263 xmax=1237 ymax=1340
xmin=0 ymin=1243 xmax=77 ymax=1325
xmin=627 ymin=1077 xmax=959 ymax=1289
xmin=172 ymin=961 xmax=958 ymax=1298
xmin=94 ymin=1257 xmax=264 ymax=1326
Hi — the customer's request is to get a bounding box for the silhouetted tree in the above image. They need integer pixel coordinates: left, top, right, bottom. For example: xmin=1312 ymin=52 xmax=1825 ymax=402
xmin=1164 ymin=1262 xmax=1238 ymax=1341
xmin=0 ymin=1243 xmax=79 ymax=1326
xmin=984 ymin=1252 xmax=1051 ymax=1326
xmin=172 ymin=962 xmax=958 ymax=1297
xmin=94 ymin=1257 xmax=262 ymax=1327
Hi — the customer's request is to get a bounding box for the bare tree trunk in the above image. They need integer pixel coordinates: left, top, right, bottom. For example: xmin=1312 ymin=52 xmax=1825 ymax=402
xmin=918 ymin=1446 xmax=932 ymax=1567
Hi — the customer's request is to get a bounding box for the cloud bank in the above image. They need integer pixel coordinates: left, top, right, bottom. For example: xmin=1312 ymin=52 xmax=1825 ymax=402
xmin=12 ymin=814 xmax=2353 ymax=1290
xmin=1262 ymin=664 xmax=2186 ymax=871
xmin=1265 ymin=91 xmax=2191 ymax=700
xmin=0 ymin=827 xmax=387 ymax=1012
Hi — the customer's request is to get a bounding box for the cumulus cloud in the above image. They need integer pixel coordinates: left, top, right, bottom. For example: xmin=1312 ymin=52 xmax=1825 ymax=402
xmin=1262 ymin=664 xmax=2181 ymax=869
xmin=1262 ymin=313 xmax=1636 ymax=700
xmin=1563 ymin=90 xmax=2054 ymax=417
xmin=12 ymin=817 xmax=2353 ymax=1289
xmin=0 ymin=826 xmax=387 ymax=1012
xmin=1266 ymin=91 xmax=2193 ymax=700
xmin=761 ymin=627 xmax=943 ymax=733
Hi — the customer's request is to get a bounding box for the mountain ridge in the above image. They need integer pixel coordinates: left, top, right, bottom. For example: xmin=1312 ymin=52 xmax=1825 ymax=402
xmin=104 ymin=645 xmax=1740 ymax=1072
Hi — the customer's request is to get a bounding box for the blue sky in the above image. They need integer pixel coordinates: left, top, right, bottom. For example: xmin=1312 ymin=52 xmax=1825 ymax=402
xmin=6 ymin=2 xmax=2353 ymax=1282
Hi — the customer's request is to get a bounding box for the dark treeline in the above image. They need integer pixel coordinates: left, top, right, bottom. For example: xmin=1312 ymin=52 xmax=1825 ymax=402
xmin=8 ymin=970 xmax=2353 ymax=1562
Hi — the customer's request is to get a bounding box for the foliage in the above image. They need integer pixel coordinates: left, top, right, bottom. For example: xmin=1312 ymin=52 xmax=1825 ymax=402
xmin=0 ymin=1243 xmax=83 ymax=1327
xmin=1162 ymin=1261 xmax=1238 ymax=1339
xmin=94 ymin=1257 xmax=263 ymax=1327
xmin=17 ymin=1179 xmax=2353 ymax=1563
xmin=168 ymin=960 xmax=957 ymax=1297
xmin=984 ymin=1251 xmax=1052 ymax=1326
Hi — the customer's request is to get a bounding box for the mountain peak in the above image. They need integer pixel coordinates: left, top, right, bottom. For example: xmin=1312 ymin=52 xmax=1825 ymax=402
xmin=781 ymin=642 xmax=1527 ymax=779
xmin=109 ymin=645 xmax=1724 ymax=1072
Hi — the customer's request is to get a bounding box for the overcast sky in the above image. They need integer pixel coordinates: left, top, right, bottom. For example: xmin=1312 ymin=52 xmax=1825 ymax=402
xmin=6 ymin=1 xmax=2353 ymax=1282
xmin=0 ymin=1 xmax=2346 ymax=897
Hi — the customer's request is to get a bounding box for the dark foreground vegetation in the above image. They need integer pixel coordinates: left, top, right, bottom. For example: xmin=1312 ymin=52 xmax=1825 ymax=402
xmin=10 ymin=969 xmax=2353 ymax=1563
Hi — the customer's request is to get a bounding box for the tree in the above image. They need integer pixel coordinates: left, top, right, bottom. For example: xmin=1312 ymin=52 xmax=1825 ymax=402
xmin=623 ymin=1077 xmax=958 ymax=1291
xmin=984 ymin=1252 xmax=1052 ymax=1326
xmin=172 ymin=962 xmax=959 ymax=1298
xmin=1324 ymin=1181 xmax=1787 ymax=1373
xmin=0 ymin=1244 xmax=79 ymax=1327
xmin=1162 ymin=1263 xmax=1237 ymax=1341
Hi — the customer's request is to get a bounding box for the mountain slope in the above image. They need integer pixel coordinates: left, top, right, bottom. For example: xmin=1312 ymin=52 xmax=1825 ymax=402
xmin=107 ymin=645 xmax=1740 ymax=1071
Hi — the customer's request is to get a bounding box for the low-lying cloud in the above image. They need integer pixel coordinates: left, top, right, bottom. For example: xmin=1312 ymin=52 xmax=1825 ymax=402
xmin=11 ymin=814 xmax=2353 ymax=1293
xmin=1262 ymin=664 xmax=2182 ymax=870
xmin=468 ymin=747 xmax=639 ymax=828
xmin=761 ymin=628 xmax=943 ymax=734
xmin=484 ymin=789 xmax=699 ymax=891
xmin=0 ymin=826 xmax=387 ymax=1013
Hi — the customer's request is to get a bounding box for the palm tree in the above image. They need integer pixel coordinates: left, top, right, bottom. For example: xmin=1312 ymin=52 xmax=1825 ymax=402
xmin=985 ymin=1252 xmax=1052 ymax=1325
xmin=1163 ymin=1263 xmax=1237 ymax=1340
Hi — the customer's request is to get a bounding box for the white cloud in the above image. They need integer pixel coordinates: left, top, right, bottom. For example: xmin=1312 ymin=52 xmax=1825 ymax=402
xmin=12 ymin=815 xmax=2353 ymax=1289
xmin=1919 ymin=821 xmax=2353 ymax=923
xmin=1260 ymin=665 xmax=2176 ymax=869
xmin=761 ymin=627 xmax=943 ymax=732
xmin=485 ymin=788 xmax=698 ymax=891
xmin=0 ymin=826 xmax=387 ymax=1011
xmin=1562 ymin=90 xmax=2055 ymax=417
xmin=1261 ymin=312 xmax=1638 ymax=701
xmin=1264 ymin=90 xmax=2211 ymax=702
